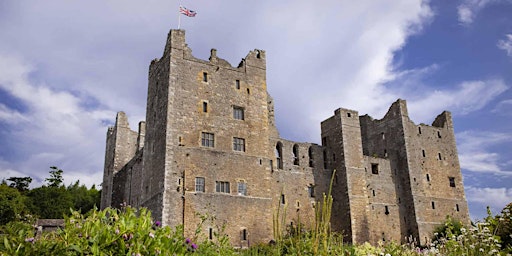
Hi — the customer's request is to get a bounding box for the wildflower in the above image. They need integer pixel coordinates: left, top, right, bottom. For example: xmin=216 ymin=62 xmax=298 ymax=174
xmin=480 ymin=248 xmax=485 ymax=252
xmin=155 ymin=221 xmax=161 ymax=227
xmin=460 ymin=227 xmax=466 ymax=233
xmin=25 ymin=237 xmax=35 ymax=243
xmin=149 ymin=232 xmax=155 ymax=238
xmin=385 ymin=254 xmax=391 ymax=256
xmin=191 ymin=243 xmax=198 ymax=250
xmin=185 ymin=238 xmax=191 ymax=244
xmin=115 ymin=229 xmax=120 ymax=234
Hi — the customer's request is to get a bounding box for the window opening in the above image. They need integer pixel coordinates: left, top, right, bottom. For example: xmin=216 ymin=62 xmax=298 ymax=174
xmin=426 ymin=174 xmax=430 ymax=182
xmin=438 ymin=153 xmax=442 ymax=160
xmin=422 ymin=150 xmax=426 ymax=157
xmin=238 ymin=181 xmax=247 ymax=196
xmin=209 ymin=228 xmax=213 ymax=240
xmin=233 ymin=106 xmax=244 ymax=120
xmin=437 ymin=131 xmax=442 ymax=138
xmin=195 ymin=177 xmax=205 ymax=192
xmin=371 ymin=163 xmax=379 ymax=174
xmin=235 ymin=80 xmax=240 ymax=89
xmin=432 ymin=201 xmax=436 ymax=209
xmin=247 ymin=88 xmax=250 ymax=94
xmin=276 ymin=142 xmax=283 ymax=169
xmin=216 ymin=181 xmax=230 ymax=193
xmin=385 ymin=206 xmax=389 ymax=215
xmin=201 ymin=132 xmax=215 ymax=147
xmin=381 ymin=132 xmax=385 ymax=140
xmin=233 ymin=137 xmax=245 ymax=152
xmin=242 ymin=229 xmax=247 ymax=241
xmin=202 ymin=101 xmax=208 ymax=112
xmin=347 ymin=113 xmax=351 ymax=117
xmin=293 ymin=144 xmax=299 ymax=165
xmin=372 ymin=190 xmax=376 ymax=197
xmin=281 ymin=194 xmax=286 ymax=204
xmin=203 ymin=72 xmax=208 ymax=82
xmin=456 ymin=204 xmax=460 ymax=212
xmin=418 ymin=127 xmax=422 ymax=134
xmin=308 ymin=185 xmax=315 ymax=198
xmin=323 ymin=150 xmax=328 ymax=169
xmin=308 ymin=147 xmax=314 ymax=167
xmin=449 ymin=177 xmax=456 ymax=187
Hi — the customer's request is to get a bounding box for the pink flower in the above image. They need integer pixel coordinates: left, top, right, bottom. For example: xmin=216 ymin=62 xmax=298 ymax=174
xmin=149 ymin=232 xmax=155 ymax=238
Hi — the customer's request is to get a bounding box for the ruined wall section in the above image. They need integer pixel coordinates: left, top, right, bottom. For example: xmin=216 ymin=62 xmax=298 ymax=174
xmin=100 ymin=112 xmax=138 ymax=209
xmin=360 ymin=100 xmax=420 ymax=243
xmin=111 ymin=150 xmax=144 ymax=208
xmin=321 ymin=108 xmax=369 ymax=244
xmin=364 ymin=156 xmax=401 ymax=244
xmin=158 ymin=29 xmax=276 ymax=245
xmin=270 ymin=139 xmax=329 ymax=232
xmin=403 ymin=110 xmax=470 ymax=245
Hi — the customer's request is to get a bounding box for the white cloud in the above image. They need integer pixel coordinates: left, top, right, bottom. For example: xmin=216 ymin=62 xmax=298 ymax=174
xmin=406 ymin=79 xmax=508 ymax=122
xmin=497 ymin=34 xmax=512 ymax=57
xmin=457 ymin=0 xmax=499 ymax=25
xmin=0 ymin=54 xmax=115 ymax=188
xmin=466 ymin=186 xmax=512 ymax=214
xmin=491 ymin=99 xmax=512 ymax=113
xmin=457 ymin=131 xmax=512 ymax=176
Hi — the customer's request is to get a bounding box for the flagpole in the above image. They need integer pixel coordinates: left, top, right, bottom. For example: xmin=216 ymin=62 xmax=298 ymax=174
xmin=177 ymin=0 xmax=182 ymax=30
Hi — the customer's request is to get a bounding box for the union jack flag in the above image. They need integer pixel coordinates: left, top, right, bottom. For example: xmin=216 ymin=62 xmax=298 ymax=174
xmin=180 ymin=6 xmax=197 ymax=17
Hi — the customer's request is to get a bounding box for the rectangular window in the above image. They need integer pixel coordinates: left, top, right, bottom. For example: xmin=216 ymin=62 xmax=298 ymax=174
xmin=422 ymin=150 xmax=426 ymax=157
xmin=203 ymin=72 xmax=208 ymax=82
xmin=241 ymin=229 xmax=247 ymax=241
xmin=371 ymin=163 xmax=379 ymax=174
xmin=202 ymin=101 xmax=208 ymax=112
xmin=233 ymin=106 xmax=244 ymax=120
xmin=438 ymin=153 xmax=442 ymax=160
xmin=195 ymin=177 xmax=205 ymax=192
xmin=238 ymin=182 xmax=247 ymax=196
xmin=201 ymin=132 xmax=214 ymax=147
xmin=308 ymin=185 xmax=315 ymax=198
xmin=456 ymin=204 xmax=460 ymax=212
xmin=233 ymin=137 xmax=245 ymax=152
xmin=432 ymin=201 xmax=436 ymax=209
xmin=235 ymin=80 xmax=240 ymax=89
xmin=281 ymin=194 xmax=286 ymax=204
xmin=216 ymin=181 xmax=230 ymax=193
xmin=449 ymin=177 xmax=456 ymax=187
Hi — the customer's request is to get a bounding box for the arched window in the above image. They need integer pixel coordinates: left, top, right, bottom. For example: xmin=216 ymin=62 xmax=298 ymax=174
xmin=276 ymin=142 xmax=283 ymax=169
xmin=293 ymin=144 xmax=299 ymax=166
xmin=308 ymin=147 xmax=314 ymax=167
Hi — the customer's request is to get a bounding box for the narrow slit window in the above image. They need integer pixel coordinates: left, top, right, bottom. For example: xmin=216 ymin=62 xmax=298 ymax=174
xmin=209 ymin=228 xmax=213 ymax=240
xmin=456 ymin=204 xmax=460 ymax=212
xmin=418 ymin=127 xmax=422 ymax=134
xmin=281 ymin=194 xmax=285 ymax=204
xmin=308 ymin=184 xmax=315 ymax=198
xmin=438 ymin=153 xmax=442 ymax=160
xmin=422 ymin=150 xmax=426 ymax=157
xmin=323 ymin=150 xmax=328 ymax=169
xmin=235 ymin=80 xmax=240 ymax=89
xmin=385 ymin=206 xmax=389 ymax=215
xmin=426 ymin=174 xmax=430 ymax=182
xmin=202 ymin=101 xmax=208 ymax=112
xmin=308 ymin=147 xmax=314 ymax=167
xmin=203 ymin=72 xmax=208 ymax=82
xmin=242 ymin=229 xmax=247 ymax=241
xmin=437 ymin=131 xmax=442 ymax=138
xmin=432 ymin=201 xmax=436 ymax=209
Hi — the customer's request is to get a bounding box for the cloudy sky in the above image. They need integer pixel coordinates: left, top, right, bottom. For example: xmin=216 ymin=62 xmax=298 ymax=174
xmin=0 ymin=0 xmax=511 ymax=220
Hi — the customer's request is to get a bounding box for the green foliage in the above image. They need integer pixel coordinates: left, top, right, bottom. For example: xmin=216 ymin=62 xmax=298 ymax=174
xmin=0 ymin=183 xmax=29 ymax=225
xmin=67 ymin=181 xmax=101 ymax=214
xmin=6 ymin=177 xmax=32 ymax=192
xmin=45 ymin=166 xmax=64 ymax=188
xmin=26 ymin=186 xmax=73 ymax=219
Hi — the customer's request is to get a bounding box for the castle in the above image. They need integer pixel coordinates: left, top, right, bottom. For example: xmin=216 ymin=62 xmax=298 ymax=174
xmin=101 ymin=29 xmax=470 ymax=246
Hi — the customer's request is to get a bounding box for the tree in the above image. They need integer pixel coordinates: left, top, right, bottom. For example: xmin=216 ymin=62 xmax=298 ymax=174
xmin=45 ymin=166 xmax=63 ymax=187
xmin=0 ymin=183 xmax=28 ymax=225
xmin=27 ymin=186 xmax=73 ymax=219
xmin=6 ymin=177 xmax=32 ymax=191
xmin=67 ymin=181 xmax=101 ymax=214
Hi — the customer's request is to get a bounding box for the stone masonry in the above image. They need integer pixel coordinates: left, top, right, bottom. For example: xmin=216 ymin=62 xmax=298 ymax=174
xmin=100 ymin=29 xmax=470 ymax=246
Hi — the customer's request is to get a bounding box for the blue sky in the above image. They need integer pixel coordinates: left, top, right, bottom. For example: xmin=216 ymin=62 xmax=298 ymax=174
xmin=0 ymin=0 xmax=510 ymax=221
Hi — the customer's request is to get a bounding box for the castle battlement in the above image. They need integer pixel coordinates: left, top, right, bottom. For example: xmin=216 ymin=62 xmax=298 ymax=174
xmin=101 ymin=29 xmax=469 ymax=246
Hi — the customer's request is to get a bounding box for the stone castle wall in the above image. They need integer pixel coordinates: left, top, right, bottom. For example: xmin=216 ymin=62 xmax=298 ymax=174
xmin=102 ymin=29 xmax=470 ymax=246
